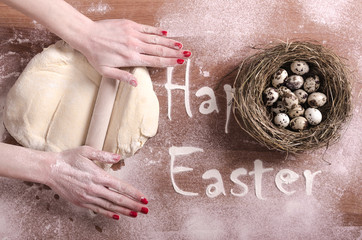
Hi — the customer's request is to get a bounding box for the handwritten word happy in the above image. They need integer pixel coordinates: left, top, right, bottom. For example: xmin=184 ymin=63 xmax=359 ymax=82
xmin=165 ymin=60 xmax=234 ymax=133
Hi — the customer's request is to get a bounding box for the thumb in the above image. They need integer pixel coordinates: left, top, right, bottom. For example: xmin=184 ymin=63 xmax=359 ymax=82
xmin=79 ymin=146 xmax=121 ymax=164
xmin=101 ymin=67 xmax=138 ymax=87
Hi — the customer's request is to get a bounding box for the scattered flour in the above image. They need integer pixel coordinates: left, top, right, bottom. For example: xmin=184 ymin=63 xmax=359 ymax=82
xmin=86 ymin=1 xmax=111 ymax=15
xmin=0 ymin=0 xmax=360 ymax=239
xmin=157 ymin=0 xmax=277 ymax=65
xmin=298 ymin=0 xmax=358 ymax=31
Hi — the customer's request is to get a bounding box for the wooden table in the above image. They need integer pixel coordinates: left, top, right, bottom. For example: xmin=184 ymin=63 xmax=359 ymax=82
xmin=0 ymin=0 xmax=361 ymax=239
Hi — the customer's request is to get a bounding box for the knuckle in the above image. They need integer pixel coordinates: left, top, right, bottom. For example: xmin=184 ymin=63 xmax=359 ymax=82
xmin=79 ymin=145 xmax=91 ymax=155
xmin=150 ymin=36 xmax=160 ymax=44
xmin=106 ymin=201 xmax=115 ymax=211
xmin=156 ymin=46 xmax=166 ymax=57
xmin=79 ymin=192 xmax=88 ymax=202
xmin=142 ymin=25 xmax=150 ymax=33
xmin=126 ymin=38 xmax=138 ymax=49
xmin=153 ymin=57 xmax=162 ymax=66
xmin=87 ymin=185 xmax=97 ymax=196
xmin=121 ymin=19 xmax=133 ymax=27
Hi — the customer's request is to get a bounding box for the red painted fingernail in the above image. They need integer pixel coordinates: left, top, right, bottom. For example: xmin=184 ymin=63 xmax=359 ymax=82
xmin=130 ymin=79 xmax=137 ymax=87
xmin=161 ymin=30 xmax=168 ymax=36
xmin=141 ymin=197 xmax=148 ymax=204
xmin=177 ymin=59 xmax=185 ymax=64
xmin=112 ymin=214 xmax=120 ymax=220
xmin=129 ymin=211 xmax=138 ymax=218
xmin=183 ymin=51 xmax=191 ymax=57
xmin=112 ymin=154 xmax=120 ymax=161
xmin=141 ymin=207 xmax=149 ymax=214
xmin=174 ymin=42 xmax=183 ymax=49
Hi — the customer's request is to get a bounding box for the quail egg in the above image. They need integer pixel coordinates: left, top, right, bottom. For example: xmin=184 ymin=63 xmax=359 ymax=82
xmin=293 ymin=89 xmax=308 ymax=104
xmin=305 ymin=108 xmax=322 ymax=125
xmin=272 ymin=68 xmax=288 ymax=88
xmin=285 ymin=75 xmax=304 ymax=90
xmin=290 ymin=116 xmax=309 ymax=131
xmin=282 ymin=92 xmax=299 ymax=109
xmin=278 ymin=86 xmax=292 ymax=98
xmin=288 ymin=105 xmax=305 ymax=118
xmin=291 ymin=61 xmax=309 ymax=75
xmin=274 ymin=113 xmax=290 ymax=128
xmin=263 ymin=87 xmax=279 ymax=106
xmin=308 ymin=92 xmax=327 ymax=108
xmin=271 ymin=100 xmax=287 ymax=114
xmin=304 ymin=75 xmax=320 ymax=93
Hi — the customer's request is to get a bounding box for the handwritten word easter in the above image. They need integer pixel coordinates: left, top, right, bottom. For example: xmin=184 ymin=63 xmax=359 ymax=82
xmin=169 ymin=146 xmax=321 ymax=199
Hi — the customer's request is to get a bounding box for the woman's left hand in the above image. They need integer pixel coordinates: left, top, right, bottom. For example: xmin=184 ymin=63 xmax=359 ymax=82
xmin=75 ymin=19 xmax=191 ymax=86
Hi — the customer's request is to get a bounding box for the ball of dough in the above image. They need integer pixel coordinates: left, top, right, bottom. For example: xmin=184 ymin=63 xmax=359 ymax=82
xmin=4 ymin=40 xmax=159 ymax=159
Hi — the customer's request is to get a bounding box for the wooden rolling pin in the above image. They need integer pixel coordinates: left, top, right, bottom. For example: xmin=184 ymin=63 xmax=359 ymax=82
xmin=85 ymin=76 xmax=121 ymax=169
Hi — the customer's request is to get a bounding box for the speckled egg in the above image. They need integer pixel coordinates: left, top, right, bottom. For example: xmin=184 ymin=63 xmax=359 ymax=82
xmin=274 ymin=113 xmax=290 ymax=128
xmin=290 ymin=116 xmax=309 ymax=131
xmin=293 ymin=89 xmax=308 ymax=104
xmin=263 ymin=87 xmax=279 ymax=106
xmin=288 ymin=105 xmax=305 ymax=118
xmin=278 ymin=86 xmax=292 ymax=98
xmin=272 ymin=68 xmax=288 ymax=88
xmin=305 ymin=108 xmax=322 ymax=125
xmin=285 ymin=75 xmax=304 ymax=90
xmin=291 ymin=61 xmax=309 ymax=75
xmin=282 ymin=92 xmax=299 ymax=109
xmin=308 ymin=92 xmax=327 ymax=108
xmin=271 ymin=100 xmax=287 ymax=114
xmin=303 ymin=75 xmax=320 ymax=93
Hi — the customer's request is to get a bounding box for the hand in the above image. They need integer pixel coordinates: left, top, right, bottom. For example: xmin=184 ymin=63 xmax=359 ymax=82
xmin=76 ymin=19 xmax=191 ymax=86
xmin=46 ymin=146 xmax=148 ymax=219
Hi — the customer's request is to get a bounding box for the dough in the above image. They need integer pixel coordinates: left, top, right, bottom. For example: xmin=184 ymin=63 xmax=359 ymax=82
xmin=4 ymin=40 xmax=159 ymax=158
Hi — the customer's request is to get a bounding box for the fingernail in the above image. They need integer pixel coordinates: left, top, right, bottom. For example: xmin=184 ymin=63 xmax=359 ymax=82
xmin=141 ymin=207 xmax=149 ymax=214
xmin=130 ymin=79 xmax=137 ymax=87
xmin=177 ymin=59 xmax=185 ymax=64
xmin=174 ymin=42 xmax=183 ymax=49
xmin=112 ymin=154 xmax=120 ymax=161
xmin=112 ymin=214 xmax=120 ymax=220
xmin=183 ymin=51 xmax=191 ymax=58
xmin=161 ymin=30 xmax=168 ymax=36
xmin=140 ymin=197 xmax=148 ymax=204
xmin=129 ymin=211 xmax=138 ymax=218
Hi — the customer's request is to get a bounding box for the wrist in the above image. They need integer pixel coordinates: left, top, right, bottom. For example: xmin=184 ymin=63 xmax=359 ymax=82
xmin=38 ymin=151 xmax=57 ymax=187
xmin=61 ymin=15 xmax=94 ymax=54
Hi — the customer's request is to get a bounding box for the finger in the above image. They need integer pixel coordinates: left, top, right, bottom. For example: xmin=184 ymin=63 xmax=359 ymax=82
xmin=137 ymin=23 xmax=167 ymax=37
xmin=102 ymin=176 xmax=147 ymax=204
xmin=88 ymin=192 xmax=148 ymax=217
xmin=139 ymin=54 xmax=186 ymax=67
xmin=93 ymin=185 xmax=148 ymax=214
xmin=79 ymin=146 xmax=121 ymax=164
xmin=101 ymin=67 xmax=138 ymax=87
xmin=137 ymin=33 xmax=183 ymax=50
xmin=83 ymin=203 xmax=137 ymax=219
xmin=139 ymin=42 xmax=191 ymax=59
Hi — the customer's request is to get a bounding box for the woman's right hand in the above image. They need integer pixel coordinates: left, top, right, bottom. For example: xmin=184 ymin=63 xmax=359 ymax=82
xmin=46 ymin=146 xmax=149 ymax=219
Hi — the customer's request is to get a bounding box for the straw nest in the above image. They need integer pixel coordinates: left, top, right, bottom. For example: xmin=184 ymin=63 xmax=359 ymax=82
xmin=233 ymin=41 xmax=352 ymax=153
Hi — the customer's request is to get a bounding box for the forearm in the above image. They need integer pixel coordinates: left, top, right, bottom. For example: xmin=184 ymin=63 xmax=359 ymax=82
xmin=1 ymin=0 xmax=92 ymax=50
xmin=0 ymin=142 xmax=54 ymax=185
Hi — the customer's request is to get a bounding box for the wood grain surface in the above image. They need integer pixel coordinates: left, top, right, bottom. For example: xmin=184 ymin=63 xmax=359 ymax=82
xmin=0 ymin=0 xmax=361 ymax=239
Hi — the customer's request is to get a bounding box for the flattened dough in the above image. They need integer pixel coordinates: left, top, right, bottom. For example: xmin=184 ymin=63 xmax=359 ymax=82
xmin=4 ymin=40 xmax=159 ymax=158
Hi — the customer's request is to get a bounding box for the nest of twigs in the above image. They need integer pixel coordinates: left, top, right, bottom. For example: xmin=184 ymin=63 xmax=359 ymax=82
xmin=233 ymin=41 xmax=352 ymax=153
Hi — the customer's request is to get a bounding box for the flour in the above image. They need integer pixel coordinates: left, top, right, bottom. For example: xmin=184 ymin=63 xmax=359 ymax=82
xmin=86 ymin=1 xmax=111 ymax=15
xmin=158 ymin=0 xmax=277 ymax=66
xmin=299 ymin=0 xmax=354 ymax=30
